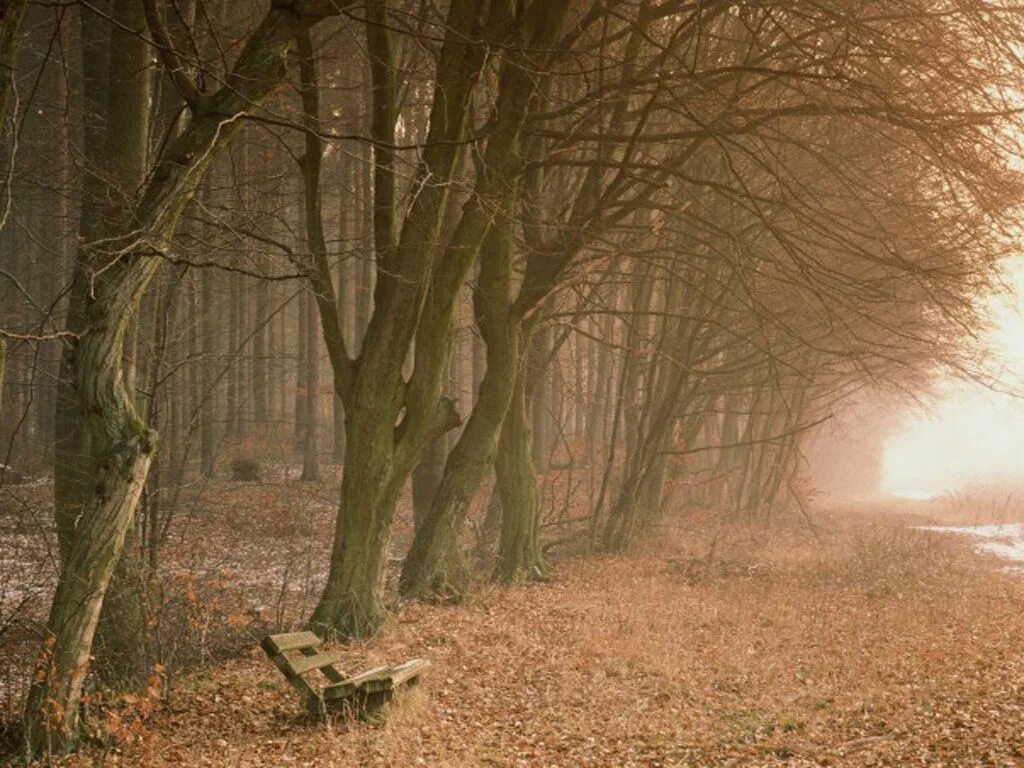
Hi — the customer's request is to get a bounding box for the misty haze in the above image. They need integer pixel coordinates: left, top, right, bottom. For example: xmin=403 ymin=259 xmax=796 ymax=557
xmin=2 ymin=1 xmax=1024 ymax=766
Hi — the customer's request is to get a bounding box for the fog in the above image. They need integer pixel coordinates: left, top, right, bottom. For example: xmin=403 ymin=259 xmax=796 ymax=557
xmin=882 ymin=258 xmax=1024 ymax=499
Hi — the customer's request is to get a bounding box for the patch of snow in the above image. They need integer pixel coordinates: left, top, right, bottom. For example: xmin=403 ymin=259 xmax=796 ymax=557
xmin=917 ymin=523 xmax=1024 ymax=566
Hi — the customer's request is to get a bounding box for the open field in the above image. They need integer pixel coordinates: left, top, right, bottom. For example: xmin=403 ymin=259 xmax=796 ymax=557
xmin=4 ymin=482 xmax=1023 ymax=767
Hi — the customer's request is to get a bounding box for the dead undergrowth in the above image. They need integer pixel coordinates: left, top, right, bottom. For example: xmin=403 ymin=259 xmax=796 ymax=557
xmin=8 ymin=502 xmax=1022 ymax=767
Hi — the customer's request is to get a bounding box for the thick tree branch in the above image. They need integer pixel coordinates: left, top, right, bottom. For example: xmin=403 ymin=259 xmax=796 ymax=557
xmin=143 ymin=0 xmax=202 ymax=107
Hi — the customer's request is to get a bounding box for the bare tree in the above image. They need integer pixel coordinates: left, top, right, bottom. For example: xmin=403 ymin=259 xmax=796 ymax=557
xmin=25 ymin=0 xmax=350 ymax=754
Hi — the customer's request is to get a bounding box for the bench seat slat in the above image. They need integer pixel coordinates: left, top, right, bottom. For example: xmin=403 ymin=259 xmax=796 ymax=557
xmin=323 ymin=666 xmax=387 ymax=700
xmin=287 ymin=649 xmax=346 ymax=677
xmin=262 ymin=631 xmax=322 ymax=654
xmin=388 ymin=658 xmax=431 ymax=687
xmin=323 ymin=658 xmax=430 ymax=700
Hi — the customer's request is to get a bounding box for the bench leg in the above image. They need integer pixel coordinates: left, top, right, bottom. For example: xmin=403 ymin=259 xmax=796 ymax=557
xmin=360 ymin=690 xmax=393 ymax=718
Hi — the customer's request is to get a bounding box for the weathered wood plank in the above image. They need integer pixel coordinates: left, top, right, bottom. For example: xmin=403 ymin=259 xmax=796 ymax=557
xmin=387 ymin=658 xmax=431 ymax=687
xmin=287 ymin=649 xmax=346 ymax=677
xmin=264 ymin=652 xmax=318 ymax=707
xmin=261 ymin=631 xmax=322 ymax=655
xmin=323 ymin=658 xmax=429 ymax=700
xmin=301 ymin=644 xmax=346 ymax=683
xmin=323 ymin=667 xmax=384 ymax=701
xmin=360 ymin=659 xmax=430 ymax=694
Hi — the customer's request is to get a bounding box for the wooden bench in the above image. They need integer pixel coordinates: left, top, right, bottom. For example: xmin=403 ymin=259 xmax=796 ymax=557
xmin=261 ymin=631 xmax=429 ymax=718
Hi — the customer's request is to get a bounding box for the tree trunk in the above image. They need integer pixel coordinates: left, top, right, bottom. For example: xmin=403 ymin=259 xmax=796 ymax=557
xmin=24 ymin=359 xmax=154 ymax=753
xmin=199 ymin=259 xmax=217 ymax=477
xmin=83 ymin=0 xmax=155 ymax=690
xmin=495 ymin=357 xmax=548 ymax=583
xmin=53 ymin=0 xmax=112 ymax=561
xmin=308 ymin=0 xmax=491 ymax=638
xmin=400 ymin=221 xmax=520 ymax=600
xmin=91 ymin=527 xmax=149 ymax=688
xmin=0 ymin=339 xmax=5 ymax=422
xmin=28 ymin=1 xmax=352 ymax=753
xmin=97 ymin=268 xmax=183 ymax=689
xmin=301 ymin=287 xmax=320 ymax=481
xmin=530 ymin=325 xmax=552 ymax=470
xmin=294 ymin=283 xmax=308 ymax=445
xmin=332 ymin=150 xmax=353 ymax=462
xmin=412 ymin=437 xmax=446 ymax=532
xmin=395 ymin=0 xmax=571 ymax=601
xmin=225 ymin=270 xmax=241 ymax=440
xmin=253 ymin=278 xmax=270 ymax=424
xmin=0 ymin=0 xmax=28 ymax=125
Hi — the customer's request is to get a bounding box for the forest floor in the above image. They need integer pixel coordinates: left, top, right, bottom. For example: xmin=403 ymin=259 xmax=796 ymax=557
xmin=3 ymin=482 xmax=1023 ymax=767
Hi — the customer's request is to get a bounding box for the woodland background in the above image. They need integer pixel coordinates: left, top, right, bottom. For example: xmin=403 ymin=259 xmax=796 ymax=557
xmin=1 ymin=0 xmax=1024 ymax=761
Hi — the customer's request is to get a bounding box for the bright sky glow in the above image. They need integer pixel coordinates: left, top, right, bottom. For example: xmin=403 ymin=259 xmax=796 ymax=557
xmin=881 ymin=258 xmax=1024 ymax=499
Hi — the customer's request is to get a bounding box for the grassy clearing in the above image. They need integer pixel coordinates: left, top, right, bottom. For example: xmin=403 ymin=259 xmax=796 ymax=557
xmin=24 ymin=504 xmax=1024 ymax=767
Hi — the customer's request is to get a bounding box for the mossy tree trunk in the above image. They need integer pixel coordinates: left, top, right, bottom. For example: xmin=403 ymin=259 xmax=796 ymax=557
xmin=397 ymin=0 xmax=571 ymax=601
xmin=26 ymin=1 xmax=349 ymax=754
xmin=88 ymin=0 xmax=153 ymax=692
xmin=25 ymin=303 xmax=157 ymax=754
xmin=494 ymin=351 xmax=548 ymax=583
xmin=308 ymin=0 xmax=554 ymax=637
xmin=400 ymin=221 xmax=521 ymax=599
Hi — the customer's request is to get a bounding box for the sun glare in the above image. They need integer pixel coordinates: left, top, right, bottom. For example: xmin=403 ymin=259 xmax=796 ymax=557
xmin=881 ymin=258 xmax=1024 ymax=498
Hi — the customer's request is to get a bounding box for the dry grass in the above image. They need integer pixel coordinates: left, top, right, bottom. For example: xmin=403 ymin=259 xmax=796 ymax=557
xmin=22 ymin=504 xmax=1024 ymax=767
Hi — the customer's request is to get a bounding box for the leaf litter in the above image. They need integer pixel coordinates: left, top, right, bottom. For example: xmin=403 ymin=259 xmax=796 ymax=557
xmin=34 ymin=504 xmax=1024 ymax=767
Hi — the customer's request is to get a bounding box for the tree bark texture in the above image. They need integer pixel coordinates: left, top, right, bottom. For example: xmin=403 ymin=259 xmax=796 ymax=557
xmin=495 ymin=356 xmax=548 ymax=584
xmin=395 ymin=0 xmax=571 ymax=602
xmin=308 ymin=0 xmax=494 ymax=638
xmin=400 ymin=218 xmax=523 ymax=598
xmin=27 ymin=0 xmax=351 ymax=754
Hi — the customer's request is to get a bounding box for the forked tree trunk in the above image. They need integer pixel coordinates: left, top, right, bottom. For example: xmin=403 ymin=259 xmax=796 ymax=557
xmin=395 ymin=0 xmax=571 ymax=601
xmin=400 ymin=223 xmax=521 ymax=599
xmin=308 ymin=0 xmax=493 ymax=638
